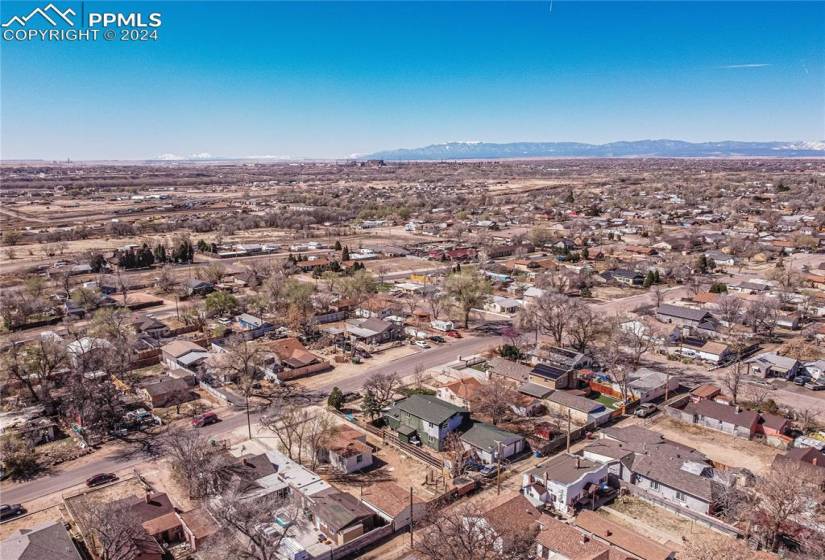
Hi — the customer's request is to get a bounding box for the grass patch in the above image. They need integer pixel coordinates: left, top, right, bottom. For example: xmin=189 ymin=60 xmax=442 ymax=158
xmin=593 ymin=393 xmax=620 ymax=410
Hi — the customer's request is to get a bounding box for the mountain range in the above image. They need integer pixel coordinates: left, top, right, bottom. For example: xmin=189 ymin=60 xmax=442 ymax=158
xmin=364 ymin=140 xmax=825 ymax=160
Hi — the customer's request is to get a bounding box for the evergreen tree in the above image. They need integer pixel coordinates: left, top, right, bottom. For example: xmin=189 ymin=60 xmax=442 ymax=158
xmin=653 ymin=269 xmax=661 ymax=283
xmin=643 ymin=271 xmax=655 ymax=288
xmin=334 ymin=240 xmax=342 ymax=251
xmin=362 ymin=390 xmax=382 ymax=420
xmin=696 ymin=254 xmax=708 ymax=273
xmin=341 ymin=246 xmax=350 ymax=261
xmin=327 ymin=387 xmax=344 ymax=410
xmin=582 ymin=246 xmax=590 ymax=260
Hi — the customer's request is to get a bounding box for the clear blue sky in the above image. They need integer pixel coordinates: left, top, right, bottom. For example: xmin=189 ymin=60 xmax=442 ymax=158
xmin=1 ymin=1 xmax=823 ymax=160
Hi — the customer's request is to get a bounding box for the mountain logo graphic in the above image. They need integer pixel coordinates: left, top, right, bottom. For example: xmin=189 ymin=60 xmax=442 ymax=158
xmin=2 ymin=3 xmax=76 ymax=28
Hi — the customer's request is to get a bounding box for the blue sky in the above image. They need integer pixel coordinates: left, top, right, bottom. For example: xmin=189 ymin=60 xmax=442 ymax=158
xmin=1 ymin=1 xmax=823 ymax=160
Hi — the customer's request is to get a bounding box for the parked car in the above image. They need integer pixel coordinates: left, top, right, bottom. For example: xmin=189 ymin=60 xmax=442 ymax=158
xmin=414 ymin=340 xmax=430 ymax=349
xmin=794 ymin=376 xmax=810 ymax=386
xmin=86 ymin=473 xmax=118 ymax=487
xmin=429 ymin=335 xmax=446 ymax=344
xmin=0 ymin=504 xmax=26 ymax=522
xmin=446 ymin=330 xmax=462 ymax=338
xmin=192 ymin=412 xmax=219 ymax=428
xmin=479 ymin=465 xmax=499 ymax=478
xmin=635 ymin=403 xmax=658 ymax=418
xmin=805 ymin=381 xmax=825 ymax=391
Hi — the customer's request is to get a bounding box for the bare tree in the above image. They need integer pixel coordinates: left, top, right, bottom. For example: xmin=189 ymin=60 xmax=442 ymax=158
xmin=681 ymin=534 xmax=760 ymax=560
xmin=363 ymin=371 xmax=400 ymax=410
xmin=206 ymin=482 xmax=301 ymax=560
xmin=207 ymin=336 xmax=265 ymax=438
xmin=717 ymin=294 xmax=745 ymax=336
xmin=414 ymin=503 xmax=537 ymax=560
xmin=160 ymin=428 xmax=236 ymax=498
xmin=746 ymin=461 xmax=824 ymax=553
xmin=445 ymin=270 xmax=492 ymax=328
xmin=568 ymin=303 xmax=603 ymax=353
xmin=424 ymin=290 xmax=447 ymax=321
xmin=444 ymin=432 xmax=469 ymax=478
xmin=73 ymin=495 xmax=159 ymax=560
xmin=531 ymin=293 xmax=575 ymax=346
xmin=473 ymin=376 xmax=517 ymax=426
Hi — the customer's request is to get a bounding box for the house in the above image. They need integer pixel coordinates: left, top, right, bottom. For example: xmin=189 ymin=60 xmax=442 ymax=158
xmin=626 ymin=368 xmax=680 ymax=403
xmin=346 ymin=317 xmax=404 ymax=345
xmin=319 ymin=427 xmax=373 ymax=474
xmin=544 ymin=391 xmax=612 ymax=425
xmin=745 ymin=352 xmax=801 ymax=379
xmin=66 ymin=337 xmax=113 ymax=370
xmin=489 ymin=356 xmax=534 ymax=384
xmin=531 ymin=346 xmax=591 ymax=371
xmin=360 ymin=481 xmax=426 ymax=530
xmin=1 ymin=521 xmax=83 ymax=560
xmin=705 ymin=250 xmax=735 ymax=266
xmin=183 ymin=278 xmax=214 ymax=296
xmin=690 ymin=383 xmax=721 ymax=402
xmin=604 ymin=269 xmax=644 ymax=287
xmin=139 ymin=375 xmax=198 ymax=409
xmin=728 ymin=280 xmax=771 ymax=294
xmin=178 ymin=508 xmax=221 ymax=552
xmin=623 ymin=450 xmax=721 ymax=515
xmin=160 ymin=340 xmax=208 ymax=371
xmin=132 ymin=315 xmax=170 ymax=339
xmin=522 ymin=453 xmax=609 ymax=514
xmin=487 ymin=295 xmax=522 ymax=314
xmin=804 ymin=359 xmax=825 ymax=381
xmin=575 ymin=511 xmax=676 ymax=560
xmin=436 ymin=377 xmax=482 ymax=409
xmin=529 ymin=363 xmax=575 ymax=390
xmin=384 ymin=394 xmax=468 ymax=451
xmin=260 ymin=337 xmax=329 ymax=382
xmin=679 ymin=399 xmax=761 ymax=438
xmin=236 ymin=313 xmax=273 ymax=337
xmin=773 ymin=446 xmax=825 ymax=473
xmin=534 ymin=514 xmax=611 ymax=560
xmin=312 ymin=491 xmax=376 ymax=545
xmin=655 ymin=304 xmax=713 ymax=327
xmin=695 ymin=340 xmax=733 ymax=364
xmin=460 ymin=422 xmax=525 ymax=465
xmin=476 ymin=495 xmax=548 ymax=553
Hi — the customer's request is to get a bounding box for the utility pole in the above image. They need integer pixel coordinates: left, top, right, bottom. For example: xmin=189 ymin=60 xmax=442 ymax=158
xmin=496 ymin=441 xmax=502 ymax=495
xmin=566 ymin=409 xmax=571 ymax=453
xmin=246 ymin=391 xmax=252 ymax=439
xmin=409 ymin=486 xmax=414 ymax=547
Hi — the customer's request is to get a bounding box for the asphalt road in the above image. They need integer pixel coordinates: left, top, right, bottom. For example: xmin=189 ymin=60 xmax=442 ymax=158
xmin=319 ymin=334 xmax=504 ymax=393
xmin=0 ymin=410 xmax=253 ymax=506
xmin=1 ymin=335 xmax=502 ymax=506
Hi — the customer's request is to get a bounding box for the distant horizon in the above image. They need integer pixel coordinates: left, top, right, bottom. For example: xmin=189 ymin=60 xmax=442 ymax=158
xmin=2 ymin=1 xmax=823 ymax=160
xmin=3 ymin=138 xmax=824 ymax=163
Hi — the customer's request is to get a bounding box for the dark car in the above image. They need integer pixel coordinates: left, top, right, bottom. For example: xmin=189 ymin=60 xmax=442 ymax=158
xmin=429 ymin=335 xmax=446 ymax=344
xmin=794 ymin=376 xmax=810 ymax=386
xmin=0 ymin=504 xmax=26 ymax=522
xmin=86 ymin=473 xmax=118 ymax=487
xmin=479 ymin=465 xmax=499 ymax=478
xmin=192 ymin=412 xmax=219 ymax=428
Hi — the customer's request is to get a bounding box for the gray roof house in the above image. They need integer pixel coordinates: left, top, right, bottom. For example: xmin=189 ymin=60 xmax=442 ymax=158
xmin=656 ymin=304 xmax=714 ymax=327
xmin=1 ymin=521 xmax=83 ymax=560
xmin=745 ymin=352 xmax=801 ymax=379
xmin=384 ymin=394 xmax=468 ymax=451
xmin=460 ymin=422 xmax=525 ymax=465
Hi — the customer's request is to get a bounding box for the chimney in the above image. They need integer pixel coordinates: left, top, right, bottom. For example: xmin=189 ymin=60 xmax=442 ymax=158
xmin=605 ymin=530 xmax=612 ymax=537
xmin=581 ymin=535 xmax=590 ymax=544
xmin=145 ymin=490 xmax=152 ymax=504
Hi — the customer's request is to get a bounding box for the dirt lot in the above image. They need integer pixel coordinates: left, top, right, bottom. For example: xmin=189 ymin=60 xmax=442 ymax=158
xmin=647 ymin=416 xmax=780 ymax=475
xmin=605 ymin=495 xmax=719 ymax=548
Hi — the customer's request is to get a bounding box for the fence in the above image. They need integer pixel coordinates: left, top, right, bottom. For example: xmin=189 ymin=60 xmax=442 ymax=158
xmin=311 ymin=524 xmax=395 ymax=560
xmin=621 ymin=483 xmax=743 ymax=537
xmin=276 ymin=361 xmax=334 ymax=382
xmin=355 ymin=419 xmax=444 ymax=470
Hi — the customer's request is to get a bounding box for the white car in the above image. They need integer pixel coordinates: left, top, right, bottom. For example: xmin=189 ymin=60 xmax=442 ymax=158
xmin=414 ymin=340 xmax=430 ymax=349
